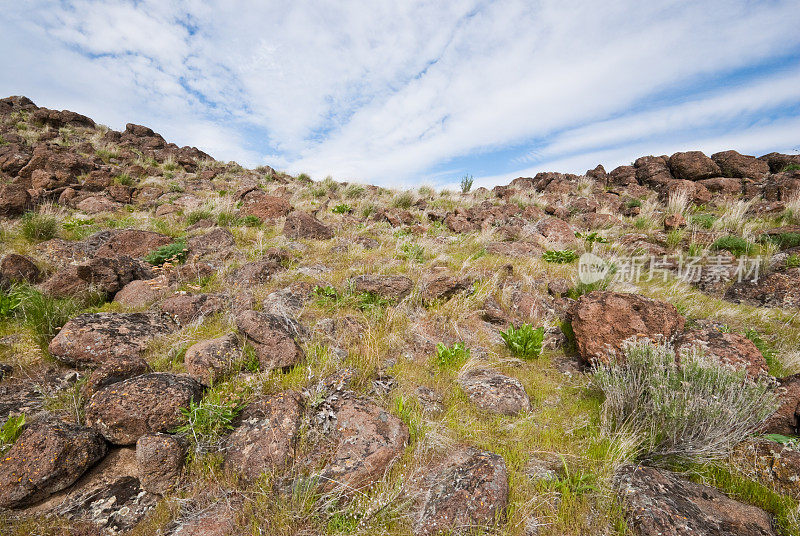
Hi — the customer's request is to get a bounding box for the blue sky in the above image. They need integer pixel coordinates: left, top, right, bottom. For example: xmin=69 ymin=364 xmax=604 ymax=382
xmin=1 ymin=1 xmax=799 ymax=189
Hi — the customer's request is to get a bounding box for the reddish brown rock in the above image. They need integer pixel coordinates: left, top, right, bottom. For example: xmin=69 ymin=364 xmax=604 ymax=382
xmin=762 ymin=374 xmax=800 ymax=436
xmin=136 ymin=433 xmax=186 ymax=495
xmin=732 ymin=439 xmax=800 ymax=500
xmin=663 ymin=213 xmax=686 ymax=230
xmin=240 ymin=192 xmax=292 ymax=222
xmin=160 ymin=293 xmax=228 ymax=325
xmin=567 ymin=291 xmax=685 ymax=364
xmin=668 ymin=151 xmax=722 ymax=181
xmin=49 ymin=312 xmax=176 ymax=367
xmin=711 ymin=150 xmax=769 ymax=179
xmin=76 ymin=195 xmax=123 ymax=214
xmin=532 ymin=216 xmax=576 ymax=244
xmin=186 ymin=227 xmax=236 ymax=259
xmin=86 ymin=372 xmax=204 ymax=445
xmin=725 ymin=268 xmax=800 ymax=308
xmin=458 ymin=369 xmax=531 ymax=415
xmin=0 ymin=184 xmax=31 ymax=216
xmin=235 ymin=310 xmax=303 ymax=370
xmin=0 ymin=253 xmax=40 ymax=285
xmin=283 ymin=210 xmax=333 ymax=240
xmin=232 ymin=255 xmax=283 ymax=286
xmin=83 ymin=355 xmax=152 ymax=397
xmin=42 ymin=255 xmax=152 ymax=300
xmin=674 ymin=326 xmax=767 ymax=377
xmin=352 ymin=274 xmax=413 ymax=300
xmin=94 ymin=229 xmax=172 ymax=259
xmin=420 ymin=268 xmax=472 ymax=304
xmin=184 ymin=334 xmax=239 ymax=384
xmin=171 ymin=501 xmax=238 ymax=536
xmin=224 ymin=391 xmax=303 ymax=482
xmin=615 ymin=464 xmax=776 ymax=536
xmin=113 ymin=276 xmax=171 ymax=308
xmin=321 ymin=396 xmax=409 ymax=491
xmin=414 ymin=447 xmax=509 ymax=536
xmin=0 ymin=419 xmax=107 ymax=508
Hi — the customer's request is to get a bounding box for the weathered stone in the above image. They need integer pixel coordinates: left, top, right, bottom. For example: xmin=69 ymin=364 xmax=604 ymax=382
xmin=668 ymin=151 xmax=722 ymax=181
xmin=732 ymin=439 xmax=800 ymax=500
xmin=0 ymin=253 xmax=40 ymax=285
xmin=0 ymin=184 xmax=31 ymax=216
xmin=283 ymin=211 xmax=333 ymax=240
xmin=567 ymin=291 xmax=685 ymax=365
xmin=49 ymin=312 xmax=175 ymax=367
xmin=352 ymin=274 xmax=413 ymax=300
xmin=420 ymin=268 xmax=471 ymax=304
xmin=83 ymin=355 xmax=152 ymax=397
xmin=458 ymin=368 xmax=531 ymax=415
xmin=160 ymin=293 xmax=228 ymax=325
xmin=0 ymin=419 xmax=107 ymax=508
xmin=184 ymin=334 xmax=239 ymax=384
xmin=414 ymin=447 xmax=509 ymax=536
xmin=711 ymin=150 xmax=769 ymax=179
xmin=94 ymin=229 xmax=172 ymax=259
xmin=762 ymin=374 xmax=800 ymax=436
xmin=224 ymin=391 xmax=303 ymax=482
xmin=615 ymin=464 xmax=776 ymax=536
xmin=674 ymin=326 xmax=767 ymax=377
xmin=136 ymin=433 xmax=185 ymax=495
xmin=113 ymin=275 xmax=171 ymax=307
xmin=235 ymin=310 xmax=303 ymax=370
xmin=86 ymin=373 xmax=203 ymax=445
xmin=725 ymin=268 xmax=800 ymax=308
xmin=240 ymin=193 xmax=291 ymax=222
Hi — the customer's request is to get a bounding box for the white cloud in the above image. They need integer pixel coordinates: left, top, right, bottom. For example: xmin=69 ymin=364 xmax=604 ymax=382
xmin=0 ymin=0 xmax=798 ymax=182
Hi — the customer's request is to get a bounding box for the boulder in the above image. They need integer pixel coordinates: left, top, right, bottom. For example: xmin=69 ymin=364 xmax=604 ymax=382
xmin=83 ymin=355 xmax=152 ymax=397
xmin=86 ymin=373 xmax=204 ymax=445
xmin=615 ymin=464 xmax=776 ymax=536
xmin=352 ymin=274 xmax=413 ymax=300
xmin=732 ymin=439 xmax=800 ymax=500
xmin=136 ymin=433 xmax=185 ymax=495
xmin=725 ymin=268 xmax=800 ymax=308
xmin=567 ymin=292 xmax=685 ymax=364
xmin=0 ymin=419 xmax=107 ymax=508
xmin=674 ymin=326 xmax=767 ymax=377
xmin=458 ymin=369 xmax=531 ymax=415
xmin=49 ymin=312 xmax=176 ymax=367
xmin=414 ymin=447 xmax=509 ymax=536
xmin=762 ymin=374 xmax=800 ymax=436
xmin=113 ymin=276 xmax=171 ymax=308
xmin=532 ymin=216 xmax=576 ymax=244
xmin=668 ymin=151 xmax=722 ymax=181
xmin=94 ymin=229 xmax=172 ymax=259
xmin=240 ymin=193 xmax=292 ymax=222
xmin=283 ymin=211 xmax=333 ymax=240
xmin=171 ymin=501 xmax=238 ymax=536
xmin=232 ymin=256 xmax=283 ymax=286
xmin=0 ymin=253 xmax=40 ymax=285
xmin=184 ymin=334 xmax=239 ymax=384
xmin=321 ymin=396 xmax=409 ymax=491
xmin=0 ymin=184 xmax=31 ymax=216
xmin=224 ymin=391 xmax=303 ymax=482
xmin=187 ymin=227 xmax=236 ymax=259
xmin=420 ymin=268 xmax=472 ymax=304
xmin=160 ymin=293 xmax=228 ymax=325
xmin=76 ymin=195 xmax=122 ymax=214
xmin=711 ymin=150 xmax=769 ymax=179
xmin=235 ymin=310 xmax=304 ymax=370
xmin=41 ymin=255 xmax=152 ymax=299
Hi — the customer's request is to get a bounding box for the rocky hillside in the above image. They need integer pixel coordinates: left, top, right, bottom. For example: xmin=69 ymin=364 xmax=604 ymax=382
xmin=2 ymin=95 xmax=800 ymax=535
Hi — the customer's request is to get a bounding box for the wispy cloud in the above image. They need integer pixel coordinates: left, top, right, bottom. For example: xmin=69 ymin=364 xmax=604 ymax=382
xmin=1 ymin=0 xmax=798 ymax=187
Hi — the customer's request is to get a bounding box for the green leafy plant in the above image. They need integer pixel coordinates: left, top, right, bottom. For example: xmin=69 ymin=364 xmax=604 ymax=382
xmin=236 ymin=214 xmax=262 ymax=227
xmin=500 ymin=324 xmax=544 ymax=359
xmin=542 ymin=250 xmax=578 ymax=264
xmin=787 ymin=254 xmax=800 ymax=268
xmin=331 ymin=203 xmax=352 ymax=214
xmin=781 ymin=163 xmax=800 ymax=172
xmin=400 ymin=242 xmax=425 ymax=263
xmin=393 ymin=395 xmax=425 ymax=441
xmin=20 ymin=211 xmax=59 ymax=242
xmin=460 ymin=174 xmax=474 ymax=193
xmin=144 ymin=240 xmax=188 ymax=266
xmin=0 ymin=414 xmax=25 ymax=454
xmin=710 ymin=235 xmax=754 ymax=256
xmin=763 ymin=433 xmax=800 ymax=450
xmin=0 ymin=288 xmax=22 ymax=317
xmin=434 ymin=342 xmax=470 ymax=369
xmin=356 ymin=291 xmax=391 ymax=313
xmin=691 ymin=213 xmax=716 ymax=229
xmin=762 ymin=232 xmax=800 ymax=250
xmin=550 ymin=456 xmax=599 ymax=497
xmin=593 ymin=338 xmax=777 ymax=464
xmin=173 ymin=389 xmax=242 ymax=453
xmin=575 ymin=231 xmax=607 ymax=244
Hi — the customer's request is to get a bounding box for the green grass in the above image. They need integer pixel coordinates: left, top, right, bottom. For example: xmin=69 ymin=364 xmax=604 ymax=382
xmin=543 ymin=250 xmax=579 ymax=264
xmin=391 ymin=191 xmax=415 ymax=209
xmin=144 ymin=239 xmax=188 ymax=266
xmin=460 ymin=174 xmax=474 ymax=193
xmin=691 ymin=213 xmax=716 ymax=229
xmin=331 ymin=203 xmax=352 ymax=214
xmin=20 ymin=211 xmax=58 ymax=242
xmin=762 ymin=232 xmax=800 ymax=250
xmin=173 ymin=386 xmax=243 ymax=455
xmin=2 ymin=284 xmax=83 ymax=352
xmin=113 ymin=173 xmax=134 ymax=186
xmin=500 ymin=323 xmax=545 ymax=359
xmin=433 ymin=342 xmax=470 ymax=369
xmin=0 ymin=414 xmax=25 ymax=454
xmin=710 ymin=235 xmax=754 ymax=256
xmin=781 ymin=163 xmax=800 ymax=172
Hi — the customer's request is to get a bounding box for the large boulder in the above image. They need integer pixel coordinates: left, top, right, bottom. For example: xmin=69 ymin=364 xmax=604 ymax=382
xmin=240 ymin=192 xmax=292 ymax=222
xmin=725 ymin=268 xmax=800 ymax=308
xmin=235 ymin=310 xmax=304 ymax=370
xmin=414 ymin=447 xmax=509 ymax=536
xmin=0 ymin=419 xmax=107 ymax=508
xmin=224 ymin=391 xmax=303 ymax=482
xmin=0 ymin=253 xmax=40 ymax=285
xmin=732 ymin=439 xmax=800 ymax=500
xmin=93 ymin=229 xmax=172 ymax=259
xmin=674 ymin=326 xmax=767 ymax=377
xmin=136 ymin=433 xmax=186 ymax=495
xmin=85 ymin=373 xmax=204 ymax=445
xmin=567 ymin=292 xmax=685 ymax=364
xmin=321 ymin=395 xmax=409 ymax=491
xmin=420 ymin=268 xmax=472 ymax=304
xmin=184 ymin=334 xmax=239 ymax=384
xmin=458 ymin=368 xmax=531 ymax=415
xmin=0 ymin=184 xmax=31 ymax=216
xmin=352 ymin=274 xmax=413 ymax=300
xmin=160 ymin=293 xmax=228 ymax=325
xmin=41 ymin=255 xmax=152 ymax=299
xmin=49 ymin=312 xmax=176 ymax=367
xmin=762 ymin=374 xmax=800 ymax=436
xmin=668 ymin=151 xmax=722 ymax=181
xmin=711 ymin=150 xmax=769 ymax=179
xmin=283 ymin=211 xmax=333 ymax=240
xmin=615 ymin=464 xmax=776 ymax=536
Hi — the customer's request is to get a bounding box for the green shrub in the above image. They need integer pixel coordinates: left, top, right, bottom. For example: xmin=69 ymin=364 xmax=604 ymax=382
xmin=460 ymin=174 xmax=474 ymax=193
xmin=344 ymin=184 xmax=365 ymax=199
xmin=6 ymin=284 xmax=83 ymax=351
xmin=0 ymin=414 xmax=25 ymax=454
xmin=400 ymin=242 xmax=425 ymax=263
xmin=20 ymin=211 xmax=59 ymax=242
xmin=391 ymin=191 xmax=415 ymax=209
xmin=173 ymin=388 xmax=242 ymax=453
xmin=625 ymin=198 xmax=642 ymax=209
xmin=691 ymin=213 xmax=716 ymax=229
xmin=113 ymin=173 xmax=133 ymax=186
xmin=144 ymin=240 xmax=188 ymax=266
xmin=549 ymin=456 xmax=599 ymax=497
xmin=787 ymin=254 xmax=800 ymax=268
xmin=237 ymin=215 xmax=262 ymax=227
xmin=296 ymin=173 xmax=312 ymax=183
xmin=186 ymin=208 xmax=213 ymax=224
xmin=781 ymin=163 xmax=800 ymax=172
xmin=592 ymin=338 xmax=777 ymax=464
xmin=575 ymin=231 xmax=607 ymax=244
xmin=500 ymin=324 xmax=544 ymax=359
xmin=434 ymin=342 xmax=470 ymax=369
xmin=710 ymin=235 xmax=753 ymax=256
xmin=331 ymin=203 xmax=352 ymax=214
xmin=542 ymin=250 xmax=578 ymax=264
xmin=762 ymin=232 xmax=800 ymax=250
xmin=0 ymin=288 xmax=22 ymax=317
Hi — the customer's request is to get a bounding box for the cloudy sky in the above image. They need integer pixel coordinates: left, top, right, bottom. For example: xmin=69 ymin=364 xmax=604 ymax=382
xmin=2 ymin=1 xmax=799 ymax=188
